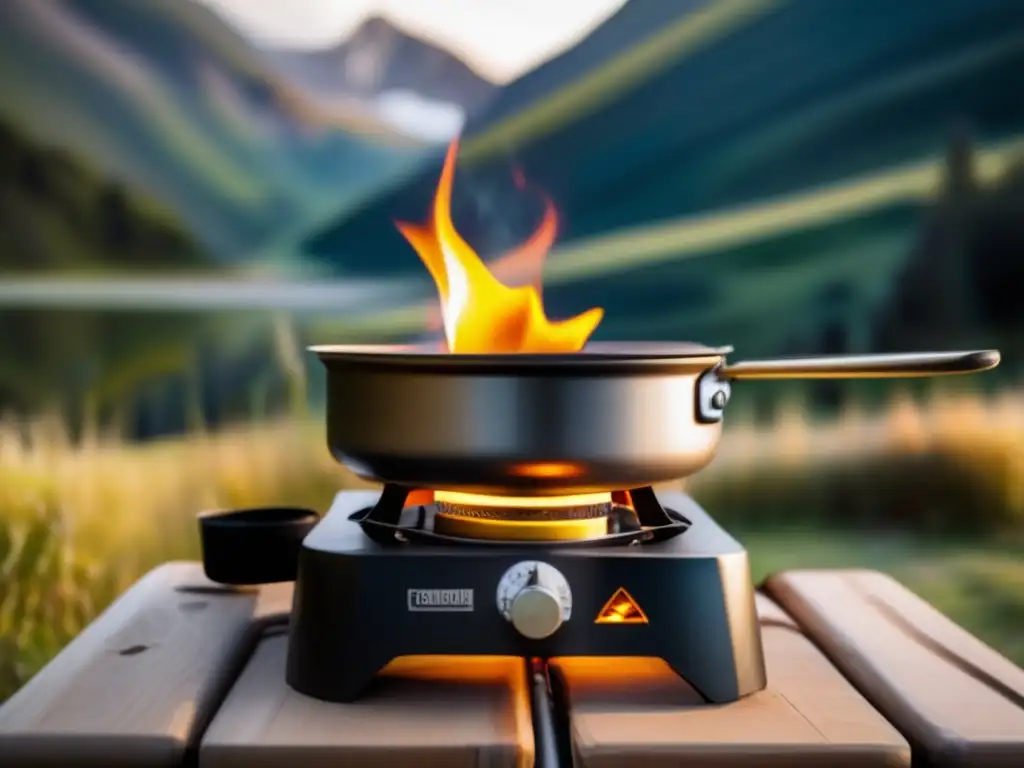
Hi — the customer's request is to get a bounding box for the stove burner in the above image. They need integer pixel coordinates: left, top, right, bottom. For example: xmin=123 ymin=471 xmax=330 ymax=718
xmin=434 ymin=495 xmax=613 ymax=542
xmin=353 ymin=484 xmax=691 ymax=548
xmin=435 ymin=501 xmax=611 ymax=520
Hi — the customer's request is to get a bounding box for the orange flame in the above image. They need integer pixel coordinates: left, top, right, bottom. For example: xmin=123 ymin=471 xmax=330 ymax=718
xmin=418 ymin=187 xmax=556 ymax=337
xmin=396 ymin=139 xmax=603 ymax=354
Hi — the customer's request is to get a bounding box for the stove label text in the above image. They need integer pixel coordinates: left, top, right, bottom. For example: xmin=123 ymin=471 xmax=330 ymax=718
xmin=407 ymin=588 xmax=475 ymax=612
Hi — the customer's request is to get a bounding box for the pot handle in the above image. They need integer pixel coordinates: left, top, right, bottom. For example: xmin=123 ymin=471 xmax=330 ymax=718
xmin=720 ymin=349 xmax=1000 ymax=381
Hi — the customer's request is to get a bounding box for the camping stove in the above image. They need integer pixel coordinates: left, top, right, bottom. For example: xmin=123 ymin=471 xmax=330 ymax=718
xmin=200 ymin=483 xmax=767 ymax=704
xmin=195 ymin=342 xmax=1000 ymax=705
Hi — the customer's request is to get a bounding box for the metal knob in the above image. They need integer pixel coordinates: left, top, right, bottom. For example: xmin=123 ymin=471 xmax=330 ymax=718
xmin=496 ymin=561 xmax=573 ymax=640
xmin=509 ymin=585 xmax=564 ymax=639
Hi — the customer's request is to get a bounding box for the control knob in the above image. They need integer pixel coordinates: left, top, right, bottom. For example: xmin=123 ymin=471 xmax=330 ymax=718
xmin=496 ymin=561 xmax=572 ymax=640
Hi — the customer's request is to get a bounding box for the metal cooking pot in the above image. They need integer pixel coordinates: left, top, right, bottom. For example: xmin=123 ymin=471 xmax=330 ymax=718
xmin=312 ymin=343 xmax=1000 ymax=496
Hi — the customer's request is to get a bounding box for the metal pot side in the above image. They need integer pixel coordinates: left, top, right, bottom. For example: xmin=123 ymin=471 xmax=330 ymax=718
xmin=322 ymin=356 xmax=725 ymax=495
xmin=315 ymin=344 xmax=1000 ymax=495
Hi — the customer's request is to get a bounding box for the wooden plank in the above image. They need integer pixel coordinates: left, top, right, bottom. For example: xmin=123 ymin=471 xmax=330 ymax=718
xmin=0 ymin=562 xmax=291 ymax=768
xmin=200 ymin=629 xmax=535 ymax=768
xmin=551 ymin=593 xmax=910 ymax=768
xmin=766 ymin=569 xmax=1024 ymax=767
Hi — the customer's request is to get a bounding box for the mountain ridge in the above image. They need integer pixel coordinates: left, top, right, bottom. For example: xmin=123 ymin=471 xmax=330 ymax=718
xmin=263 ymin=14 xmax=496 ymax=113
xmin=0 ymin=0 xmax=443 ymax=260
xmin=302 ymin=0 xmax=1024 ymax=274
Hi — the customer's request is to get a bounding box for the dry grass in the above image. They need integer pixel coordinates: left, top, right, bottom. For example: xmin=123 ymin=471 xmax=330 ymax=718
xmin=691 ymin=387 xmax=1024 ymax=531
xmin=0 ymin=418 xmax=357 ymax=695
xmin=0 ymin=386 xmax=1022 ymax=699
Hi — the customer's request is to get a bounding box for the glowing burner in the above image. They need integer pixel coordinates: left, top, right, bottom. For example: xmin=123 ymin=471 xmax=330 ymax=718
xmin=433 ymin=490 xmax=613 ymax=542
xmin=434 ymin=491 xmax=612 ymax=509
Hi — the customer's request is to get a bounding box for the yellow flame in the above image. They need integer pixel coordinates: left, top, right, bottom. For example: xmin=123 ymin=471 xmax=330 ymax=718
xmin=396 ymin=138 xmax=604 ymax=353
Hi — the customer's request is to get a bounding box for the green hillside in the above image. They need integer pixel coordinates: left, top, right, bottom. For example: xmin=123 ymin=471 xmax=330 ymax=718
xmin=0 ymin=119 xmax=217 ymax=414
xmin=302 ymin=135 xmax=1023 ymax=368
xmin=306 ymin=0 xmax=1024 ymax=269
xmin=298 ymin=0 xmax=1024 ymax=360
xmin=0 ymin=120 xmax=208 ymax=272
xmin=0 ymin=0 xmax=424 ymax=259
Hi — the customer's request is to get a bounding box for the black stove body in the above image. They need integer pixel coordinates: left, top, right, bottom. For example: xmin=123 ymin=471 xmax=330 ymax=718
xmin=284 ymin=487 xmax=767 ymax=704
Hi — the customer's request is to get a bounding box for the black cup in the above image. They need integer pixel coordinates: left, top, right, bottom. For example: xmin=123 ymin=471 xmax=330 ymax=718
xmin=199 ymin=506 xmax=320 ymax=585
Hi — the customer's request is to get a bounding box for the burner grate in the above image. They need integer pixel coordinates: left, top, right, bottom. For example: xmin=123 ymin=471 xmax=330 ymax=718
xmin=352 ymin=484 xmax=692 ymax=548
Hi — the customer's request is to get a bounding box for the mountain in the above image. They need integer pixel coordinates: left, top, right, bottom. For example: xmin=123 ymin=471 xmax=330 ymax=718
xmin=463 ymin=0 xmax=714 ymax=133
xmin=299 ymin=0 xmax=1024 ymax=352
xmin=0 ymin=0 xmax=427 ymax=260
xmin=264 ymin=16 xmax=497 ymax=142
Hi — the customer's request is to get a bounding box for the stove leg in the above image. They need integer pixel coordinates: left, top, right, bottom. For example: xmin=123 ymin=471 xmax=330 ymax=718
xmin=287 ymin=648 xmax=395 ymax=703
xmin=329 ymin=662 xmax=393 ymax=703
xmin=662 ymin=648 xmax=767 ymax=704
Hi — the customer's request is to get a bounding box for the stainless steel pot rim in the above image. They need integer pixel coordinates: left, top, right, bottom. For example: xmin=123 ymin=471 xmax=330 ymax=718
xmin=309 ymin=341 xmax=734 ymax=368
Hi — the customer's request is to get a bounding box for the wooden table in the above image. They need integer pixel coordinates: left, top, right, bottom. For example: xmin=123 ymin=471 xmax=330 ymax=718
xmin=1 ymin=562 xmax=1022 ymax=767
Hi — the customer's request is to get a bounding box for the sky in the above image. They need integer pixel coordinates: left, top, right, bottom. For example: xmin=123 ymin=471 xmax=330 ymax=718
xmin=197 ymin=0 xmax=627 ymax=83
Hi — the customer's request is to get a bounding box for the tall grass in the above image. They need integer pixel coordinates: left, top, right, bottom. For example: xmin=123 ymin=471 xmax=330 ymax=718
xmin=0 ymin=386 xmax=1022 ymax=700
xmin=690 ymin=387 xmax=1024 ymax=531
xmin=0 ymin=418 xmax=353 ymax=695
